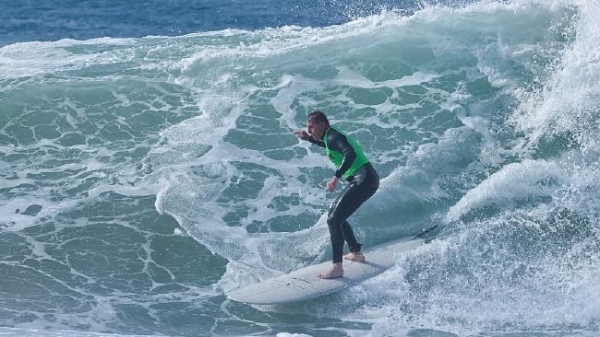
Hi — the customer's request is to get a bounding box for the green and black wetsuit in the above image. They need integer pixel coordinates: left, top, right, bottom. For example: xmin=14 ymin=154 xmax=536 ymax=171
xmin=309 ymin=127 xmax=379 ymax=263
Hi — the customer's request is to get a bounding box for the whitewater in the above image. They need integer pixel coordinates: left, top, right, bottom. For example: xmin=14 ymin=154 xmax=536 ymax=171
xmin=1 ymin=0 xmax=599 ymax=336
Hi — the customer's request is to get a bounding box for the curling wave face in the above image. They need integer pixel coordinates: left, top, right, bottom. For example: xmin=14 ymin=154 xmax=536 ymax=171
xmin=1 ymin=0 xmax=599 ymax=336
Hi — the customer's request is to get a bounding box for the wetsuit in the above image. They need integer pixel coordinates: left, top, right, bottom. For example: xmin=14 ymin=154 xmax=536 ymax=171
xmin=309 ymin=127 xmax=379 ymax=263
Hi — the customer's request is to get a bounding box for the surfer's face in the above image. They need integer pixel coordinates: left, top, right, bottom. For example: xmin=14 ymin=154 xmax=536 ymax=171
xmin=307 ymin=117 xmax=328 ymax=141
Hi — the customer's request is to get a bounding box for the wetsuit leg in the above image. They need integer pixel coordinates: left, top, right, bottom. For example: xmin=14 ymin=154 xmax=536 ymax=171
xmin=327 ymin=164 xmax=379 ymax=263
xmin=340 ymin=221 xmax=361 ymax=253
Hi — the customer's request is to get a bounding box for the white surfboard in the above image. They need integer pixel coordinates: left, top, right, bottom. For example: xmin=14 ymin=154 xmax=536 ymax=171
xmin=227 ymin=237 xmax=426 ymax=305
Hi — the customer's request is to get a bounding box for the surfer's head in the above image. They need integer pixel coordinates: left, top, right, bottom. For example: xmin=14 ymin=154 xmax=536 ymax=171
xmin=307 ymin=111 xmax=329 ymax=141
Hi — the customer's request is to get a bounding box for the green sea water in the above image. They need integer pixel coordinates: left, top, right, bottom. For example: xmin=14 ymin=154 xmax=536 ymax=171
xmin=1 ymin=1 xmax=600 ymax=336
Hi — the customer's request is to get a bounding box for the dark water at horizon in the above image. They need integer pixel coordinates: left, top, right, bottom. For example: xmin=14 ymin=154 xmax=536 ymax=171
xmin=1 ymin=0 xmax=600 ymax=336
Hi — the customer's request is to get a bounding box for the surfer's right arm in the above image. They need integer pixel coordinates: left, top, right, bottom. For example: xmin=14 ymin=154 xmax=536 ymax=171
xmin=294 ymin=130 xmax=325 ymax=147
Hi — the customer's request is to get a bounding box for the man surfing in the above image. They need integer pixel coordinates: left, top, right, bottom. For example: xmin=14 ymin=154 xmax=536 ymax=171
xmin=294 ymin=111 xmax=379 ymax=279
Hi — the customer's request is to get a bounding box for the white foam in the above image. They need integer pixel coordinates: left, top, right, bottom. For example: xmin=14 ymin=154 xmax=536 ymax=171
xmin=2 ymin=1 xmax=599 ymax=335
xmin=446 ymin=159 xmax=565 ymax=222
xmin=0 ymin=326 xmax=168 ymax=337
xmin=511 ymin=0 xmax=600 ymax=154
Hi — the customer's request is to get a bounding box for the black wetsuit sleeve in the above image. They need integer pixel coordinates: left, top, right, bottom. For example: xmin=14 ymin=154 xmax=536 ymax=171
xmin=308 ymin=136 xmax=325 ymax=148
xmin=326 ymin=128 xmax=356 ymax=178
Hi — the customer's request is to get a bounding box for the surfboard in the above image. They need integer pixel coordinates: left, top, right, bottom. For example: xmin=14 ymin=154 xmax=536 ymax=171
xmin=227 ymin=236 xmax=426 ymax=305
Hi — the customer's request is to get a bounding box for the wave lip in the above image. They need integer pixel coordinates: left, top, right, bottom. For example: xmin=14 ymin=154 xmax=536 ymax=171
xmin=2 ymin=0 xmax=600 ymax=336
xmin=446 ymin=159 xmax=565 ymax=222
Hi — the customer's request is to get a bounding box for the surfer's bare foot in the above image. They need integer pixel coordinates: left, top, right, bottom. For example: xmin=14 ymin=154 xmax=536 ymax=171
xmin=318 ymin=262 xmax=344 ymax=279
xmin=343 ymin=252 xmax=365 ymax=263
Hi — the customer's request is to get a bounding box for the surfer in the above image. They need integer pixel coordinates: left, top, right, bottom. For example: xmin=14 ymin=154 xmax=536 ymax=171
xmin=294 ymin=111 xmax=379 ymax=279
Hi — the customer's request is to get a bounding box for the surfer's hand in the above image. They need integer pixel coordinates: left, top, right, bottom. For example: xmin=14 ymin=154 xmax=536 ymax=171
xmin=294 ymin=130 xmax=310 ymax=141
xmin=327 ymin=176 xmax=338 ymax=191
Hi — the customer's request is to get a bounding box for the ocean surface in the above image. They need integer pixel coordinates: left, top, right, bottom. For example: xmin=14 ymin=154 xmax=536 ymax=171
xmin=1 ymin=0 xmax=599 ymax=336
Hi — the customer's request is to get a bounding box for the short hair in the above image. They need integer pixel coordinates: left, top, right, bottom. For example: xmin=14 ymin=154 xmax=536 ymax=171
xmin=307 ymin=111 xmax=329 ymax=125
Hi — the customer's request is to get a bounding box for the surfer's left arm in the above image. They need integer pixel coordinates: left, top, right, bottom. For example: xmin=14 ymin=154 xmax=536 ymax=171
xmin=326 ymin=129 xmax=356 ymax=190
